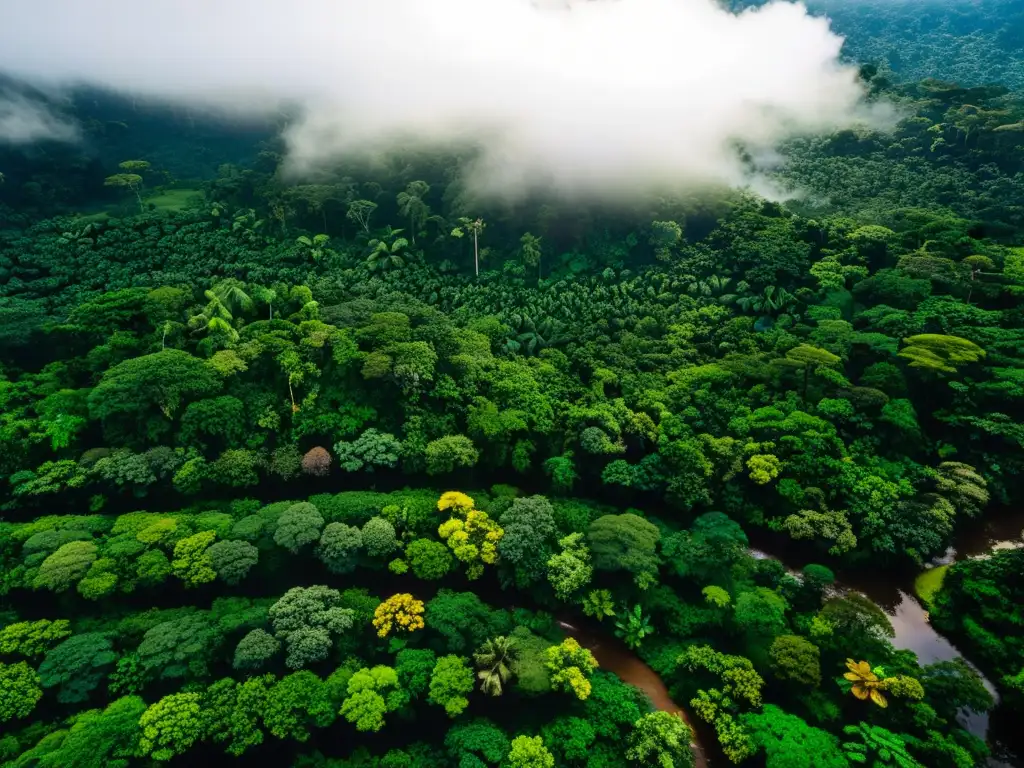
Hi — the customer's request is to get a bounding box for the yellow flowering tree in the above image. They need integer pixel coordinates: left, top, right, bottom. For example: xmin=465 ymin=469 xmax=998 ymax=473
xmin=545 ymin=637 xmax=598 ymax=700
xmin=438 ymin=491 xmax=475 ymax=515
xmin=844 ymin=659 xmax=888 ymax=707
xmin=436 ymin=492 xmax=504 ymax=580
xmin=843 ymin=659 xmax=925 ymax=708
xmin=372 ymin=593 xmax=425 ymax=638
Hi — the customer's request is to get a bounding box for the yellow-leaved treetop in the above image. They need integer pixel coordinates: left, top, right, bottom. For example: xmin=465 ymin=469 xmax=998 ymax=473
xmin=437 ymin=492 xmax=503 ymax=580
xmin=373 ymin=593 xmax=425 ymax=638
xmin=844 ymin=659 xmax=888 ymax=707
xmin=437 ymin=491 xmax=476 ymax=515
xmin=545 ymin=637 xmax=598 ymax=700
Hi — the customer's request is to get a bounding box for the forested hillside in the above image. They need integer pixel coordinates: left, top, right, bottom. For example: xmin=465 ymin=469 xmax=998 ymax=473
xmin=1 ymin=0 xmax=1023 ymax=766
xmin=733 ymin=0 xmax=1024 ymax=90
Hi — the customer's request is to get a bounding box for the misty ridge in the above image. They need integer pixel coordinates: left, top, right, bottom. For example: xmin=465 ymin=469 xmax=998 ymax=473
xmin=0 ymin=0 xmax=892 ymax=201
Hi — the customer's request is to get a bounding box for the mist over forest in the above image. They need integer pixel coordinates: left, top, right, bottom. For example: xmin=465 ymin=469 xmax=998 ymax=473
xmin=0 ymin=2 xmax=1023 ymax=768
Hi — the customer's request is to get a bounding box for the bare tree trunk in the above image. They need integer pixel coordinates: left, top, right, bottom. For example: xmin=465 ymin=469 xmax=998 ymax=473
xmin=474 ymin=230 xmax=479 ymax=277
xmin=131 ymin=183 xmax=144 ymax=213
xmin=288 ymin=376 xmax=298 ymax=412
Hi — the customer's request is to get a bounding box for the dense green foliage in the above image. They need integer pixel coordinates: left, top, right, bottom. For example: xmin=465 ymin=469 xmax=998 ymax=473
xmin=2 ymin=119 xmax=1023 ymax=568
xmin=0 ymin=484 xmax=1001 ymax=766
xmin=732 ymin=0 xmax=1024 ymax=90
xmin=932 ymin=548 xmax=1024 ymax=710
xmin=1 ymin=5 xmax=1023 ymax=765
xmin=810 ymin=0 xmax=1024 ymax=90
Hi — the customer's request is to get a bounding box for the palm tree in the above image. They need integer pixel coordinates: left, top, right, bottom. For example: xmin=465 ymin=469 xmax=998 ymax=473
xmin=614 ymin=604 xmax=654 ymax=650
xmin=452 ymin=217 xmax=487 ymax=277
xmin=187 ymin=288 xmax=246 ymax=354
xmin=231 ymin=208 xmax=267 ymax=244
xmin=582 ymin=589 xmax=616 ymax=621
xmin=296 ymin=234 xmax=332 ymax=262
xmin=210 ymin=279 xmax=253 ymax=316
xmin=251 ymin=285 xmax=278 ymax=320
xmin=736 ymin=285 xmax=797 ymax=315
xmin=189 ymin=291 xmax=230 ymax=330
xmin=519 ymin=232 xmax=543 ymax=284
xmin=205 ymin=316 xmax=239 ymax=345
xmin=396 ymin=181 xmax=430 ymax=244
xmin=685 ymin=274 xmax=732 ymax=297
xmin=366 ymin=227 xmax=410 ymax=272
xmin=474 ymin=636 xmax=520 ymax=697
xmin=188 ymin=313 xmax=239 ymax=353
xmin=512 ymin=315 xmax=569 ymax=356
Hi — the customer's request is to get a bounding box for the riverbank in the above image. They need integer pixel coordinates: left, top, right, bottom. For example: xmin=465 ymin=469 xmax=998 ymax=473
xmin=557 ymin=617 xmax=711 ymax=768
xmin=748 ymin=506 xmax=1024 ymax=768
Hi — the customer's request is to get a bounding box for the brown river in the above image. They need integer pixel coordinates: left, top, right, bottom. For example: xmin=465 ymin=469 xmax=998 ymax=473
xmin=557 ymin=617 xmax=711 ymax=768
xmin=556 ymin=507 xmax=1024 ymax=768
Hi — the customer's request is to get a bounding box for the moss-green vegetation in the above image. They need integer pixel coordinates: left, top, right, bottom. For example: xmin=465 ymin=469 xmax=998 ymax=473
xmin=142 ymin=188 xmax=202 ymax=213
xmin=913 ymin=565 xmax=949 ymax=609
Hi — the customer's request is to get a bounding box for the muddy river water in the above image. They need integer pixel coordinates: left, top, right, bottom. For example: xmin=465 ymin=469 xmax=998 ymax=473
xmin=557 ymin=617 xmax=712 ymax=768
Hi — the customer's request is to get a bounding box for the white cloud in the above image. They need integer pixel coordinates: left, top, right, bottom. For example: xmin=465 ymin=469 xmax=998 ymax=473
xmin=0 ymin=93 xmax=79 ymax=145
xmin=0 ymin=0 xmax=884 ymax=199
